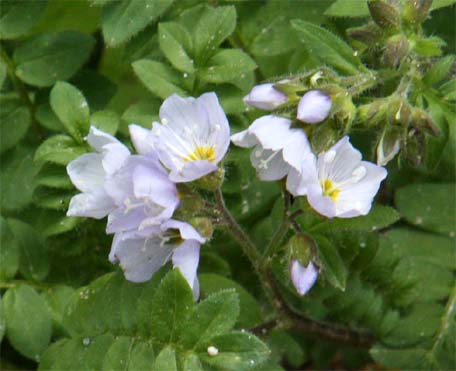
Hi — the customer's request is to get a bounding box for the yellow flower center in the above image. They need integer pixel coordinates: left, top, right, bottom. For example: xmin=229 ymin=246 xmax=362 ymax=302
xmin=322 ymin=179 xmax=340 ymax=201
xmin=184 ymin=146 xmax=216 ymax=162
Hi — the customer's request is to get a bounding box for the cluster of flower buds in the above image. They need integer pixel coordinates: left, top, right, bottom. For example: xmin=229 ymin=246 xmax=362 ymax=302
xmin=234 ymin=84 xmax=388 ymax=295
xmin=66 ymin=93 xmax=231 ymax=299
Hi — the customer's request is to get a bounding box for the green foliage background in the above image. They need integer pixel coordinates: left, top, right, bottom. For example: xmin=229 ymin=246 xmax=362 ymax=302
xmin=0 ymin=0 xmax=455 ymax=370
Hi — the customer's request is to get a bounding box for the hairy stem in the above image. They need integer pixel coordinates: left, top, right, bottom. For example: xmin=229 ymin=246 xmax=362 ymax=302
xmin=214 ymin=188 xmax=375 ymax=348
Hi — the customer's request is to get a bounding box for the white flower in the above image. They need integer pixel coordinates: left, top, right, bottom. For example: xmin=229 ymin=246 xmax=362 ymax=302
xmin=231 ymin=115 xmax=311 ymax=181
xmin=297 ymin=90 xmax=332 ymax=124
xmin=151 ymin=93 xmax=230 ymax=182
xmin=290 ymin=260 xmax=318 ymax=296
xmin=288 ymin=136 xmax=387 ymax=218
xmin=109 ymin=220 xmax=205 ymax=299
xmin=243 ymin=83 xmax=288 ymax=110
xmin=67 ymin=127 xmax=130 ymax=219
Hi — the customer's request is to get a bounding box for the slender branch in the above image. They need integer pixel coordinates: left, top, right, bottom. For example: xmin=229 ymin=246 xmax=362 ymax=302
xmin=214 ymin=188 xmax=375 ymax=348
xmin=213 ymin=188 xmax=262 ymax=267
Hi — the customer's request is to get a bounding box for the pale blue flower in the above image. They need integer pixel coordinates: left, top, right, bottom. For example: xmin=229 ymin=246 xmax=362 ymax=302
xmin=109 ymin=220 xmax=205 ymax=299
xmin=243 ymin=83 xmax=288 ymax=110
xmin=231 ymin=115 xmax=312 ymax=181
xmin=297 ymin=90 xmax=332 ymax=124
xmin=67 ymin=126 xmax=130 ymax=219
xmin=152 ymin=92 xmax=230 ymax=182
xmin=287 ymin=136 xmax=387 ymax=218
xmin=290 ymin=260 xmax=319 ymax=296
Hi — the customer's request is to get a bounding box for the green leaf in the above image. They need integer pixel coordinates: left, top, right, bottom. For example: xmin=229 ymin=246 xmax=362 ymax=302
xmin=395 ymin=183 xmax=455 ymax=236
xmin=33 ymin=186 xmax=73 ymax=210
xmin=50 ymin=82 xmax=90 ymax=142
xmin=0 ymin=216 xmax=19 ymax=281
xmin=182 ymin=353 xmax=204 ymax=371
xmin=158 ymin=22 xmax=194 ymax=73
xmin=197 ymin=331 xmax=270 ymax=371
xmin=0 ymin=0 xmax=47 ymax=39
xmin=102 ymin=336 xmax=155 ymax=371
xmin=180 ymin=290 xmax=240 ymax=349
xmin=101 ymin=0 xmax=174 ymax=47
xmin=194 ymin=6 xmax=236 ymax=62
xmin=371 ymin=288 xmax=455 ymax=371
xmin=325 ymin=0 xmax=369 ymax=17
xmin=310 ymin=204 xmax=400 ymax=233
xmin=36 ymin=164 xmax=73 ymax=189
xmin=147 ymin=269 xmax=194 ymax=343
xmin=291 ymin=20 xmax=365 ymax=75
xmin=199 ymin=273 xmax=263 ymax=328
xmin=431 ymin=0 xmax=456 ymax=10
xmin=122 ymin=99 xmax=160 ymax=128
xmin=414 ymin=36 xmax=446 ymax=57
xmin=313 ymin=235 xmax=347 ymax=290
xmin=7 ymin=218 xmax=49 ymax=281
xmin=423 ymin=55 xmax=455 ymax=86
xmin=36 ymin=103 xmax=65 ymax=132
xmin=0 ymin=96 xmax=30 ymax=153
xmin=132 ymin=60 xmax=187 ymax=99
xmin=153 ymin=346 xmax=177 ymax=371
xmin=0 ymin=146 xmax=40 ymax=211
xmin=13 ymin=31 xmax=95 ymax=87
xmin=198 ymin=49 xmax=256 ymax=85
xmin=3 ymin=285 xmax=52 ymax=360
xmin=34 ymin=210 xmax=82 ymax=237
xmin=34 ymin=135 xmax=87 ymax=166
xmin=42 ymin=285 xmax=75 ymax=335
xmin=90 ymin=110 xmax=119 ymax=135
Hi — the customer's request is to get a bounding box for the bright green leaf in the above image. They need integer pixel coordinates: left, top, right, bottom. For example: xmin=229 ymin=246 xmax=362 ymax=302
xmin=180 ymin=290 xmax=240 ymax=349
xmin=7 ymin=218 xmax=49 ymax=281
xmin=325 ymin=0 xmax=369 ymax=17
xmin=153 ymin=346 xmax=177 ymax=371
xmin=0 ymin=96 xmax=30 ymax=153
xmin=314 ymin=235 xmax=347 ymax=290
xmin=34 ymin=135 xmax=87 ymax=166
xmin=291 ymin=20 xmax=365 ymax=75
xmin=50 ymin=82 xmax=90 ymax=142
xmin=132 ymin=59 xmax=187 ymax=99
xmin=0 ymin=216 xmax=19 ymax=281
xmin=101 ymin=0 xmax=174 ymax=47
xmin=158 ymin=22 xmax=195 ymax=73
xmin=198 ymin=49 xmax=256 ymax=85
xmin=194 ymin=6 xmax=236 ymax=62
xmin=3 ymin=285 xmax=52 ymax=360
xmin=0 ymin=0 xmax=47 ymax=39
xmin=90 ymin=110 xmax=119 ymax=135
xmin=395 ymin=183 xmax=455 ymax=236
xmin=13 ymin=31 xmax=95 ymax=87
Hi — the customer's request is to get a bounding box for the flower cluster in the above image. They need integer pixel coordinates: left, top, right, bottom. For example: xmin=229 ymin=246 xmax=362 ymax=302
xmin=235 ymin=84 xmax=388 ymax=296
xmin=67 ymin=93 xmax=230 ymax=299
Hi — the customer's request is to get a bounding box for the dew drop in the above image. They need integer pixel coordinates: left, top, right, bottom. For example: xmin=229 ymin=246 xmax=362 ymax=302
xmin=82 ymin=337 xmax=90 ymax=346
xmin=207 ymin=345 xmax=218 ymax=356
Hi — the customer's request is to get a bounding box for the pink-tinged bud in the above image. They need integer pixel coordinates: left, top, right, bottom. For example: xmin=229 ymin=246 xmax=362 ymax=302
xmin=243 ymin=83 xmax=288 ymax=110
xmin=290 ymin=260 xmax=319 ymax=296
xmin=297 ymin=90 xmax=332 ymax=124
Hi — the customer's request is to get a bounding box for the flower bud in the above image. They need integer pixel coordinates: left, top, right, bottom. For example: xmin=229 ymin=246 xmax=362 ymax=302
xmin=411 ymin=108 xmax=441 ymax=137
xmin=358 ymin=99 xmax=388 ymax=127
xmin=173 ymin=188 xmax=205 ymax=220
xmin=347 ymin=23 xmax=382 ymax=45
xmin=189 ymin=217 xmax=213 ymax=240
xmin=287 ymin=234 xmax=313 ymax=265
xmin=386 ymin=96 xmax=412 ymax=127
xmin=290 ymin=260 xmax=318 ymax=296
xmin=383 ymin=35 xmax=410 ymax=68
xmin=403 ymin=129 xmax=425 ymax=166
xmin=297 ymin=90 xmax=332 ymax=124
xmin=377 ymin=124 xmax=402 ymax=165
xmin=403 ymin=0 xmax=432 ymax=24
xmin=310 ymin=121 xmax=338 ymax=153
xmin=243 ymin=83 xmax=288 ymax=110
xmin=368 ymin=0 xmax=401 ymax=30
xmin=193 ymin=166 xmax=225 ymax=191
